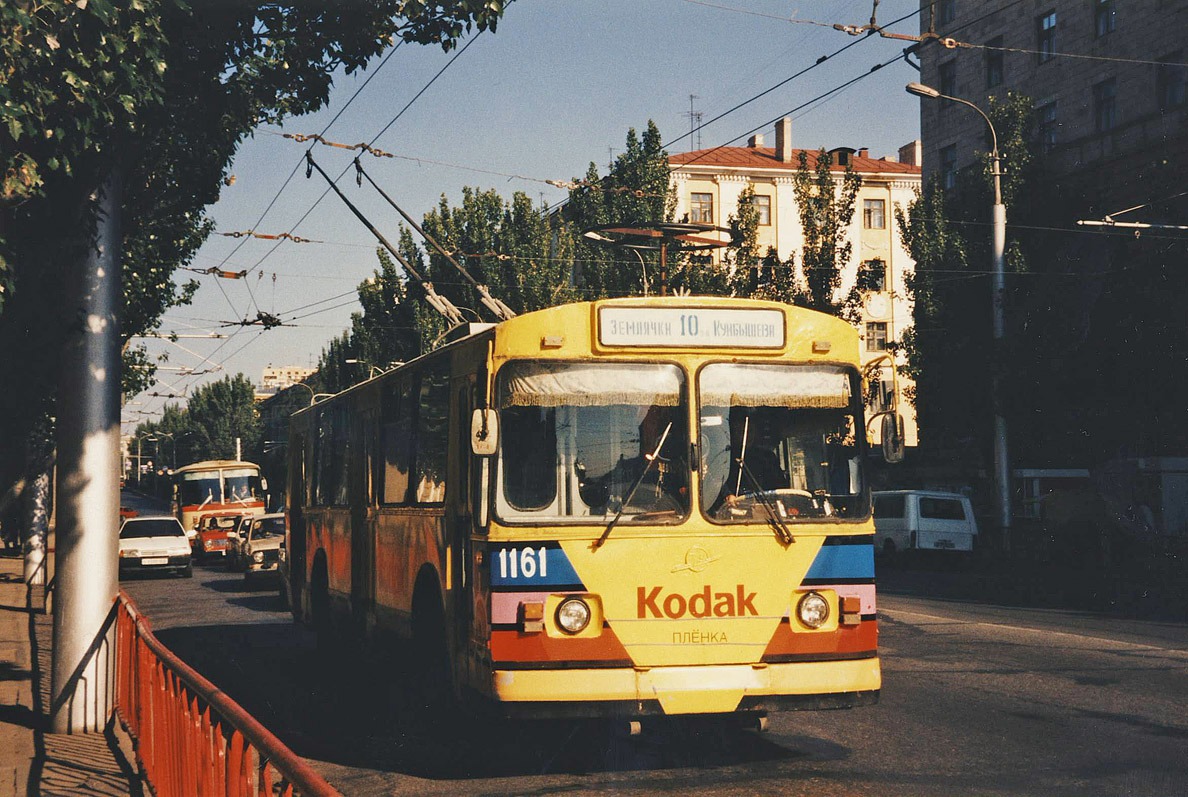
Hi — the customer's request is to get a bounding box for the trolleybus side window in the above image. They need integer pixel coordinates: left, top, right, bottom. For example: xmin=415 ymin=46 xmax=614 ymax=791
xmin=699 ymin=363 xmax=868 ymax=522
xmin=314 ymin=405 xmax=350 ymax=507
xmin=495 ymin=361 xmax=689 ymax=523
xmin=414 ymin=362 xmax=449 ymax=504
xmin=381 ymin=378 xmax=416 ymax=505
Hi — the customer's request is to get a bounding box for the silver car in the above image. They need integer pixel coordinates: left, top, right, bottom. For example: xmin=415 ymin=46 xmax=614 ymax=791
xmin=242 ymin=513 xmax=285 ymax=583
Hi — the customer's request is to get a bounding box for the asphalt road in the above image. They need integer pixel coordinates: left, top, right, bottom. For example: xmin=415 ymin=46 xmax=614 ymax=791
xmin=119 ymin=495 xmax=1188 ymax=796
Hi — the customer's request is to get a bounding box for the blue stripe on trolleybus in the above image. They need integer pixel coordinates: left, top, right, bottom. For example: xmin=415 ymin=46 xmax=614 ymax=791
xmin=803 ymin=536 xmax=875 ymax=583
xmin=489 ymin=544 xmax=585 ymax=590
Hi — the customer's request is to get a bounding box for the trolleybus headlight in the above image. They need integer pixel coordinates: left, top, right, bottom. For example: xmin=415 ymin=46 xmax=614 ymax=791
xmin=252 ymin=551 xmax=264 ymax=563
xmin=797 ymin=592 xmax=830 ymax=629
xmin=556 ymin=597 xmax=592 ymax=635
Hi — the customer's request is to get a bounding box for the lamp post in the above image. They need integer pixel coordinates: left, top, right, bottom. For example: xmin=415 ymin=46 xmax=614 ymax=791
xmin=152 ymin=431 xmax=176 ymax=470
xmin=286 ymin=382 xmax=334 ymax=406
xmin=134 ymin=432 xmax=158 ymax=486
xmin=345 ymin=358 xmax=400 ymax=380
xmin=906 ymin=81 xmax=1011 ymax=552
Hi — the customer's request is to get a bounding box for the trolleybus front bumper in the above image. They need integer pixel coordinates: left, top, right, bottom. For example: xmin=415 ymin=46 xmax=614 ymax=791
xmin=486 ymin=657 xmax=880 ymax=719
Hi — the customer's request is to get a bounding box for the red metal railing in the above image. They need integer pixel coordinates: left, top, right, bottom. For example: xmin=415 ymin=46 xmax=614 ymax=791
xmin=115 ymin=590 xmax=339 ymax=796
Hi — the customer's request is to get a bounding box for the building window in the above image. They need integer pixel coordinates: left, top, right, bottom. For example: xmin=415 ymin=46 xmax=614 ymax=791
xmin=938 ymin=60 xmax=957 ymax=98
xmin=1037 ymin=101 xmax=1058 ymax=151
xmin=865 ymin=322 xmax=888 ymax=352
xmin=690 ymin=192 xmax=713 ymax=223
xmin=1158 ymin=52 xmax=1186 ymax=111
xmin=938 ymin=0 xmax=956 ymax=25
xmin=985 ymin=36 xmax=1004 ymax=88
xmin=940 ymin=144 xmax=958 ymax=190
xmin=863 ymin=199 xmax=886 ymax=230
xmin=753 ymin=194 xmax=771 ymax=225
xmin=1094 ymin=0 xmax=1115 ymax=37
xmin=1094 ymin=77 xmax=1118 ymax=132
xmin=1036 ymin=12 xmax=1056 ymax=64
xmin=860 ymin=259 xmax=887 ymax=292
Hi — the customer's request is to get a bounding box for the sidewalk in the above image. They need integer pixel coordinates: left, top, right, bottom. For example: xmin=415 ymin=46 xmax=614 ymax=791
xmin=0 ymin=553 xmax=141 ymax=797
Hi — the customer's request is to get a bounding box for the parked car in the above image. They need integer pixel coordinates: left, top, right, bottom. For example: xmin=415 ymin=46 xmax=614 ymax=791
xmin=119 ymin=506 xmax=138 ymax=521
xmin=873 ymin=490 xmax=978 ymax=556
xmin=193 ymin=512 xmax=247 ymax=561
xmin=118 ymin=516 xmax=192 ymax=578
xmin=241 ymin=513 xmax=285 ymax=583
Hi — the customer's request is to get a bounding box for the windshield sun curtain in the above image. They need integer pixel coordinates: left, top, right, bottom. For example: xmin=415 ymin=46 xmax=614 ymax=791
xmin=496 ymin=362 xmax=688 ymax=523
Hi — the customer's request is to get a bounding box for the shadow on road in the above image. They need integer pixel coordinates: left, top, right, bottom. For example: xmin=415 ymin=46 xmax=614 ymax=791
xmin=152 ymin=622 xmax=798 ymax=780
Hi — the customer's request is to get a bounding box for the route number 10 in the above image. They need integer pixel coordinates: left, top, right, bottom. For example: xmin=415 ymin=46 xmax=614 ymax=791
xmin=680 ymin=314 xmax=699 ymax=336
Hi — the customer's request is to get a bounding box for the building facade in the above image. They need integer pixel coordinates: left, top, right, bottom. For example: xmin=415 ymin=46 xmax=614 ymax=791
xmin=915 ymin=0 xmax=1188 ymax=213
xmin=669 ymin=118 xmax=923 ymax=447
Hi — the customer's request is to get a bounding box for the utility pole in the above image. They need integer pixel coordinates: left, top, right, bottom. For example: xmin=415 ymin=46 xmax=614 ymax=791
xmin=52 ymin=166 xmax=124 ymax=733
xmin=907 ymin=81 xmax=1012 ymax=552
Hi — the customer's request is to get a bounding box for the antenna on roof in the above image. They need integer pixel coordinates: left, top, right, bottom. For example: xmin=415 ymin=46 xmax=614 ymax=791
xmin=685 ymin=94 xmax=703 ymax=151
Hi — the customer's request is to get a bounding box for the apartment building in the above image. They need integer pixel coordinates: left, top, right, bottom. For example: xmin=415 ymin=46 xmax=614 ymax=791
xmin=915 ymin=0 xmax=1188 ymax=213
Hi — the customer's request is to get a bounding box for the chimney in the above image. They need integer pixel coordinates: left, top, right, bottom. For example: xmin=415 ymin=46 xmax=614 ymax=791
xmin=747 ymin=133 xmax=765 ymax=148
xmin=898 ymin=139 xmax=922 ymax=167
xmin=858 ymin=147 xmax=869 ymax=159
xmin=775 ymin=117 xmax=792 ymax=162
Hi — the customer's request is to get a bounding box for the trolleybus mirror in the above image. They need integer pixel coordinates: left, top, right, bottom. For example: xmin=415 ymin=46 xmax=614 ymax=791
xmin=471 ymin=409 xmax=499 ymax=456
xmin=881 ymin=413 xmax=905 ymax=464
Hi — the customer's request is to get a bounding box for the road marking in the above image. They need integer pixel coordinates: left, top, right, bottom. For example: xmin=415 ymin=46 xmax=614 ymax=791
xmin=884 ymin=607 xmax=1188 ymax=656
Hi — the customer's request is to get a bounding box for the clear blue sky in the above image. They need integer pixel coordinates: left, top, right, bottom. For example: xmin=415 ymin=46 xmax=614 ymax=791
xmin=125 ymin=0 xmax=922 ymax=428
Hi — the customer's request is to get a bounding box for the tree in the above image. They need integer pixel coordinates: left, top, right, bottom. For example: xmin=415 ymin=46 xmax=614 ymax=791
xmin=183 ymin=375 xmax=261 ymax=462
xmin=419 ymin=186 xmax=578 ymax=320
xmin=0 ymin=0 xmax=507 ymax=528
xmin=791 ymin=149 xmax=862 ymax=320
xmin=563 ymin=121 xmax=676 ymax=297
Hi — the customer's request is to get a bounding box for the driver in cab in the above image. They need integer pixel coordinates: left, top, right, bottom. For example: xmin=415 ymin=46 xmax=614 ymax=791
xmin=709 ymin=409 xmax=788 ymax=518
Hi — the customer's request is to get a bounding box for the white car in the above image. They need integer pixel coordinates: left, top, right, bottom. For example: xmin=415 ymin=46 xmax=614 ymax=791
xmin=118 ymin=515 xmax=193 ymax=578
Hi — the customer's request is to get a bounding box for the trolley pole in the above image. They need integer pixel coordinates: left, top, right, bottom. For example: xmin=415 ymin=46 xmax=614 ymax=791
xmin=51 ymin=166 xmax=124 ymax=733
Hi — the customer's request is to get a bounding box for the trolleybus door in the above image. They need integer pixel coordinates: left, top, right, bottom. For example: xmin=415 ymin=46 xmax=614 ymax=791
xmin=447 ymin=374 xmax=480 ymax=684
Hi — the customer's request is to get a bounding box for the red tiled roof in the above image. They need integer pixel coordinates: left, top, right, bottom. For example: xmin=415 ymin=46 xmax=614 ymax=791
xmin=670 ymin=146 xmax=920 ymax=175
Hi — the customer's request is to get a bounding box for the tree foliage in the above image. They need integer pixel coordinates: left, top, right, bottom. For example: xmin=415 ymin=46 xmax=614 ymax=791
xmin=0 ymin=0 xmax=506 ymax=509
xmin=135 ymin=375 xmax=260 ymax=466
xmin=896 ymin=90 xmax=1188 ymax=466
xmin=791 ymin=149 xmax=862 ymax=319
xmin=563 ymin=121 xmax=677 ymax=297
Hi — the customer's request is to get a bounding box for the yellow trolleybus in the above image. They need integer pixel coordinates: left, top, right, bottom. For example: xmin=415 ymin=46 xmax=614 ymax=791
xmin=287 ymin=297 xmax=886 ymax=721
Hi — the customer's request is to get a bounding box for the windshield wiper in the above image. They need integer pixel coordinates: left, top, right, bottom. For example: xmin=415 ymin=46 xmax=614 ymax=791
xmin=591 ymin=422 xmax=672 ymax=551
xmin=736 ymin=459 xmax=795 ymax=545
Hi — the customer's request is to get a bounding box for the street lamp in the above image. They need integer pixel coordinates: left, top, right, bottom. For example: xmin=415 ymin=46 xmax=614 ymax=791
xmin=134 ymin=432 xmax=159 ymax=485
xmin=152 ymin=431 xmax=176 ymax=470
xmin=345 ymin=358 xmax=401 ymax=379
xmin=906 ymin=81 xmax=1011 ymax=551
xmin=286 ymin=382 xmax=334 ymax=406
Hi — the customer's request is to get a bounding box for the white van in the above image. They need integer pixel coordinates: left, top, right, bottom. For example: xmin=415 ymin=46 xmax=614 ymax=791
xmin=872 ymin=490 xmax=978 ymax=554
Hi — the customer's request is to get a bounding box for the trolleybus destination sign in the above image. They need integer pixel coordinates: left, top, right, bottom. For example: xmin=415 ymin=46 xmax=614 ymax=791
xmin=598 ymin=306 xmax=785 ymax=348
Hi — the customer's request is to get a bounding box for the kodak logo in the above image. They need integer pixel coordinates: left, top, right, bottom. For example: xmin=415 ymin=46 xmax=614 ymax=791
xmin=637 ymin=585 xmax=758 ymax=619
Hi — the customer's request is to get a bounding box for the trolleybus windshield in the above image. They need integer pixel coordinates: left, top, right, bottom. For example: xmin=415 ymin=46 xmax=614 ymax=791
xmin=699 ymin=363 xmax=867 ymax=522
xmin=496 ymin=361 xmax=689 ymax=524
